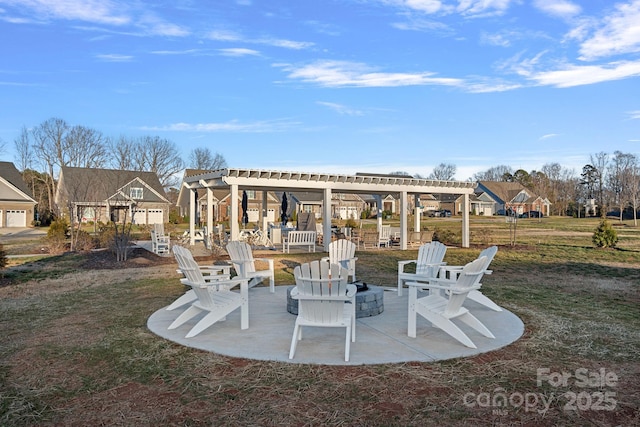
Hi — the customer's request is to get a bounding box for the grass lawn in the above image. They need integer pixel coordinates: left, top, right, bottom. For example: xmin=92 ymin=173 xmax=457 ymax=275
xmin=1 ymin=217 xmax=639 ymax=426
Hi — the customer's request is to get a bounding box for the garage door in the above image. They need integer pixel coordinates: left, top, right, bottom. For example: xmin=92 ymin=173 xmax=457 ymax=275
xmin=147 ymin=209 xmax=164 ymax=225
xmin=132 ymin=209 xmax=147 ymax=225
xmin=6 ymin=210 xmax=26 ymax=227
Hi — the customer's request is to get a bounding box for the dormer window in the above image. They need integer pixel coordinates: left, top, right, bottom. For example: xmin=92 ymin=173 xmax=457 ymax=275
xmin=130 ymin=187 xmax=143 ymax=199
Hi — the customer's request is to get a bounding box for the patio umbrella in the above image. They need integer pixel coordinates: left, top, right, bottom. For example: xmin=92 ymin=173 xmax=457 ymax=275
xmin=281 ymin=192 xmax=288 ymax=224
xmin=241 ymin=190 xmax=249 ymax=228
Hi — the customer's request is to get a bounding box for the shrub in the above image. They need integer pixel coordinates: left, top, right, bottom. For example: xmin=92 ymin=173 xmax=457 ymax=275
xmin=592 ymin=219 xmax=618 ymax=248
xmin=47 ymin=218 xmax=69 ymax=254
xmin=431 ymin=227 xmax=459 ymax=245
xmin=75 ymin=230 xmax=96 ymax=252
xmin=0 ymin=243 xmax=7 ymax=270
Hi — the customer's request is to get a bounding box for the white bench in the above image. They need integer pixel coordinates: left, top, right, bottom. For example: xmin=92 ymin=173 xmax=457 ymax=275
xmin=283 ymin=231 xmax=316 ymax=253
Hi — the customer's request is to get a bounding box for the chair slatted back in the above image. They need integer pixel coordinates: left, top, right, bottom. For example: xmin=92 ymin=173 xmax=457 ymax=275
xmin=226 ymin=241 xmax=256 ymax=275
xmin=294 ymin=261 xmax=349 ymax=324
xmin=416 ymin=241 xmax=447 ymax=276
xmin=444 ymin=256 xmax=487 ymax=316
xmin=328 ymin=239 xmax=356 ymax=265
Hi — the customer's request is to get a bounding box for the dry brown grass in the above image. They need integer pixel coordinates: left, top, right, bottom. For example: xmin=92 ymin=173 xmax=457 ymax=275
xmin=1 ymin=219 xmax=639 ymax=426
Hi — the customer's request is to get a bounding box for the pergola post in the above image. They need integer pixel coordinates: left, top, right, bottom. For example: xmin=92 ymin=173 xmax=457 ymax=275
xmin=462 ymin=193 xmax=470 ymax=248
xmin=414 ymin=195 xmax=421 ymax=232
xmin=189 ymin=188 xmax=196 ymax=245
xmin=400 ymin=191 xmax=408 ymax=250
xmin=323 ymin=187 xmax=332 ymax=251
xmin=206 ymin=186 xmax=213 ymax=241
xmin=230 ymin=184 xmax=239 ymax=241
xmin=262 ymin=190 xmax=269 ymax=232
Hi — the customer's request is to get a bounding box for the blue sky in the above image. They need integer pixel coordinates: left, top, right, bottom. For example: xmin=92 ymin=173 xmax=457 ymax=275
xmin=1 ymin=0 xmax=639 ymax=181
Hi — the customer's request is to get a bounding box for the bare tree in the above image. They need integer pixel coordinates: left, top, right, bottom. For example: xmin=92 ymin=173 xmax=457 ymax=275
xmin=31 ymin=118 xmax=68 ymax=212
xmin=590 ymin=152 xmax=609 ymax=214
xmin=13 ymin=126 xmax=33 ymax=172
xmin=473 ymin=165 xmax=513 ymax=182
xmin=110 ymin=136 xmax=137 ymax=170
xmin=135 ymin=136 xmax=184 ymax=188
xmin=607 ymin=151 xmax=635 ymax=221
xmin=429 ymin=163 xmax=456 ymax=180
xmin=64 ymin=125 xmax=109 ymax=168
xmin=188 ymin=147 xmax=227 ymax=170
xmin=0 ymin=137 xmax=6 ymax=156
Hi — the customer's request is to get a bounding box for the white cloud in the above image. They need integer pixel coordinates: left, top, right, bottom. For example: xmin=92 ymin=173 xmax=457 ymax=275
xmin=457 ymin=0 xmax=513 ymax=17
xmin=529 ymin=60 xmax=640 ymax=87
xmin=578 ymin=0 xmax=640 ymax=60
xmin=317 ymin=101 xmax=364 ymax=116
xmin=206 ymin=29 xmax=312 ymax=50
xmin=533 ymin=0 xmax=581 ymax=19
xmin=145 ymin=119 xmax=300 ymax=133
xmin=151 ymin=49 xmax=201 ymax=55
xmin=0 ymin=0 xmax=130 ymax=25
xmin=628 ymin=110 xmax=640 ymax=119
xmin=95 ymin=53 xmax=133 ymax=62
xmin=281 ymin=60 xmax=462 ymax=88
xmin=540 ymin=133 xmax=559 ymax=140
xmin=219 ymin=48 xmax=260 ymax=57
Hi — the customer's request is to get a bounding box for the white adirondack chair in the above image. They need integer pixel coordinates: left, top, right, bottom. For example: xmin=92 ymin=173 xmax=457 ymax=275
xmin=378 ymin=224 xmax=391 ymax=247
xmin=321 ymin=239 xmax=358 ymax=282
xmin=169 ymin=247 xmax=249 ymax=338
xmin=226 ymin=241 xmax=275 ymax=293
xmin=169 ymin=245 xmax=232 ymax=311
xmin=151 ymin=223 xmax=170 ymax=255
xmin=407 ymin=256 xmax=495 ymax=348
xmin=438 ymin=246 xmax=502 ymax=311
xmin=289 ymin=261 xmax=356 ymax=361
xmin=397 ymin=241 xmax=447 ymax=296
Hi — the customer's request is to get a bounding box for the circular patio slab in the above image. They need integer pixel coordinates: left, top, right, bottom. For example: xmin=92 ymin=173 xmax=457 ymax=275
xmin=148 ymin=285 xmax=524 ymax=366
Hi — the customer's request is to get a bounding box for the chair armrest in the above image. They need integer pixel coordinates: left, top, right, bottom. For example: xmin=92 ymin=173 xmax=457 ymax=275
xmin=320 ymin=256 xmax=329 ymax=263
xmin=346 ymin=284 xmax=357 ymax=297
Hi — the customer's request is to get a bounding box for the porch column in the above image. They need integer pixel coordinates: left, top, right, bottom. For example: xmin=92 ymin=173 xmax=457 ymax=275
xmin=323 ymin=187 xmax=332 ymax=251
xmin=230 ymin=184 xmax=239 ymax=241
xmin=189 ymin=188 xmax=196 ymax=245
xmin=400 ymin=191 xmax=408 ymax=250
xmin=462 ymin=193 xmax=470 ymax=248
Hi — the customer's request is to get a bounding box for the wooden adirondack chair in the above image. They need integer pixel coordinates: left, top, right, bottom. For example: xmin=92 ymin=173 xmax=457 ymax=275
xmin=169 ymin=246 xmax=232 ymax=311
xmin=169 ymin=246 xmax=249 ymax=337
xmin=151 ymin=223 xmax=170 ymax=255
xmin=407 ymin=256 xmax=495 ymax=348
xmin=226 ymin=241 xmax=275 ymax=293
xmin=321 ymin=239 xmax=358 ymax=282
xmin=437 ymin=246 xmax=502 ymax=311
xmin=289 ymin=260 xmax=356 ymax=361
xmin=397 ymin=241 xmax=447 ymax=296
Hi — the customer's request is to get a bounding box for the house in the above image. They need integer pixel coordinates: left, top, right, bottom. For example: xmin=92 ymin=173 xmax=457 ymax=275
xmin=55 ymin=166 xmax=170 ymax=225
xmin=475 ymin=181 xmax=551 ymax=216
xmin=0 ymin=161 xmax=37 ymax=227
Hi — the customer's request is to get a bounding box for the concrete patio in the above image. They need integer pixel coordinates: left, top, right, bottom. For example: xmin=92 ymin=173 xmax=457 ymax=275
xmin=147 ymin=284 xmax=524 ymax=366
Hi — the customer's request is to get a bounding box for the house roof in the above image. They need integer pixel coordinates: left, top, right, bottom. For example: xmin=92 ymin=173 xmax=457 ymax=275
xmin=476 ymin=181 xmax=530 ymax=204
xmin=59 ymin=166 xmax=168 ymax=203
xmin=0 ymin=161 xmax=35 ymax=201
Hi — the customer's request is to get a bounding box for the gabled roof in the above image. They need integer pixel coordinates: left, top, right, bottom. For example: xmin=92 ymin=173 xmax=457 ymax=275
xmin=476 ymin=181 xmax=531 ymax=204
xmin=0 ymin=161 xmax=36 ymax=202
xmin=59 ymin=166 xmax=168 ymax=203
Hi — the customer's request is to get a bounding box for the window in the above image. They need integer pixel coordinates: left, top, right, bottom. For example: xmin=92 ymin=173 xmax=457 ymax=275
xmin=130 ymin=187 xmax=143 ymax=199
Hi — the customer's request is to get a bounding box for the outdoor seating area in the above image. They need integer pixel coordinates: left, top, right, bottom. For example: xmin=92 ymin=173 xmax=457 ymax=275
xmin=147 ymin=239 xmax=523 ymax=364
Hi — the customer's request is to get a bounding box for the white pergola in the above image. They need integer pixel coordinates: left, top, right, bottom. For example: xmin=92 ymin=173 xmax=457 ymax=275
xmin=182 ymin=168 xmax=477 ymax=250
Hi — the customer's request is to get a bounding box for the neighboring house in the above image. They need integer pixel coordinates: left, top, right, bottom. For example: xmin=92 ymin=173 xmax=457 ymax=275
xmin=0 ymin=161 xmax=37 ymax=227
xmin=475 ymin=181 xmax=551 ymax=216
xmin=55 ymin=166 xmax=170 ymax=225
